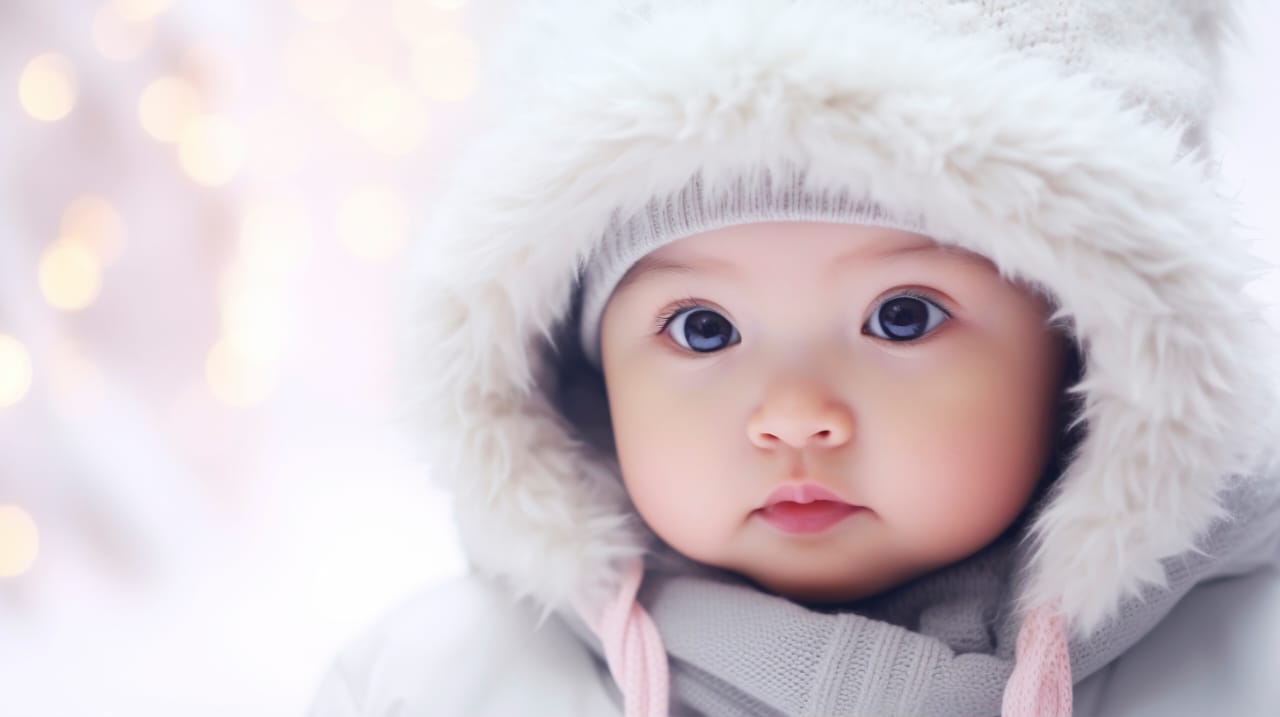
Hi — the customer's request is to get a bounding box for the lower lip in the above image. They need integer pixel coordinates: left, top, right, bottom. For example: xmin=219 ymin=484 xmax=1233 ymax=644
xmin=757 ymin=501 xmax=864 ymax=534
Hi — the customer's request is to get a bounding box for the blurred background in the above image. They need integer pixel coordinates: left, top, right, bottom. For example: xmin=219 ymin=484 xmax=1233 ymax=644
xmin=0 ymin=1 xmax=1276 ymax=715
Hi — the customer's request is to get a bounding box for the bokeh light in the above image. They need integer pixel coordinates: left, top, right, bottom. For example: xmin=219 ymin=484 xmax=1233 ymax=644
xmin=221 ymin=288 xmax=288 ymax=365
xmin=329 ymin=70 xmax=429 ymax=155
xmin=139 ymin=75 xmax=202 ymax=143
xmin=220 ymin=203 xmax=304 ymax=365
xmin=205 ymin=338 xmax=277 ymax=407
xmin=410 ymin=30 xmax=478 ymax=102
xmin=60 ymin=195 xmax=127 ymax=266
xmin=0 ymin=506 xmax=40 ymax=578
xmin=18 ymin=53 xmax=77 ymax=122
xmin=92 ymin=5 xmax=156 ymax=62
xmin=0 ymin=335 xmax=34 ymax=407
xmin=337 ymin=186 xmax=409 ymax=261
xmin=177 ymin=114 xmax=245 ymax=186
xmin=39 ymin=240 xmax=104 ymax=312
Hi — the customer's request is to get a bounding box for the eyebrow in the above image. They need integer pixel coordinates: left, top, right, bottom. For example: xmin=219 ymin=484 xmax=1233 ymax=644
xmin=613 ymin=242 xmax=989 ymax=294
xmin=613 ymin=254 xmax=732 ymax=294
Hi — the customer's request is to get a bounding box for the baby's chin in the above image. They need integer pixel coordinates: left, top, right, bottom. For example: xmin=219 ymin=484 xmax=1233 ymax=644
xmin=742 ymin=567 xmax=911 ymax=606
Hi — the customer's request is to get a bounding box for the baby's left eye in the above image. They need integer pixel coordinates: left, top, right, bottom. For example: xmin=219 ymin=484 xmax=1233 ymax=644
xmin=863 ymin=293 xmax=950 ymax=342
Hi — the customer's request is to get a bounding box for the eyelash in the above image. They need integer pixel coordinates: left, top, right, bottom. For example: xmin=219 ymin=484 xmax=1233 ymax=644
xmin=653 ymin=295 xmax=708 ymax=334
xmin=652 ymin=289 xmax=952 ymax=339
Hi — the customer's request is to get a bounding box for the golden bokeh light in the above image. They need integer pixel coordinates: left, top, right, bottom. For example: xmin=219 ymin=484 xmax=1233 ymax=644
xmin=205 ymin=338 xmax=277 ymax=407
xmin=139 ymin=75 xmax=202 ymax=143
xmin=337 ymin=186 xmax=410 ymax=261
xmin=216 ymin=255 xmax=294 ymax=366
xmin=294 ymin=0 xmax=349 ymax=23
xmin=18 ymin=53 xmax=77 ymax=122
xmin=39 ymin=240 xmax=103 ymax=311
xmin=0 ymin=506 xmax=39 ymax=578
xmin=239 ymin=201 xmax=313 ymax=276
xmin=333 ymin=72 xmax=430 ymax=155
xmin=0 ymin=335 xmax=34 ymax=408
xmin=61 ymin=195 xmax=127 ymax=265
xmin=178 ymin=115 xmax=245 ymax=187
xmin=221 ymin=285 xmax=288 ymax=364
xmin=92 ymin=5 xmax=156 ymax=61
xmin=410 ymin=31 xmax=478 ymax=102
xmin=111 ymin=0 xmax=172 ymax=21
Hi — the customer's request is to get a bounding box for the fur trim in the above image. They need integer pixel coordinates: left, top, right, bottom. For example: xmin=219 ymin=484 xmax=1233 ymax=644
xmin=401 ymin=0 xmax=1279 ymax=636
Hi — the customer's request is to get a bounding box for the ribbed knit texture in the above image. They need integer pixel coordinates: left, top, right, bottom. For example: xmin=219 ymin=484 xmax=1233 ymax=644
xmin=577 ymin=169 xmax=926 ymax=368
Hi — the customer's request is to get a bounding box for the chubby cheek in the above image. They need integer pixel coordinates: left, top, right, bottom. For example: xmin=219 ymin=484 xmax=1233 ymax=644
xmin=606 ymin=368 xmax=740 ymax=562
xmin=866 ymin=338 xmax=1053 ymax=562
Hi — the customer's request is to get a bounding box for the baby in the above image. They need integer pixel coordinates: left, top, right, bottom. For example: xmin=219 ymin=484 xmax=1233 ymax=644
xmin=591 ymin=220 xmax=1069 ymax=605
xmin=308 ymin=2 xmax=1280 ymax=716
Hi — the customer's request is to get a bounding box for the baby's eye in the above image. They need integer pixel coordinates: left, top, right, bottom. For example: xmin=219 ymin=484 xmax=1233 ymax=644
xmin=863 ymin=293 xmax=950 ymax=342
xmin=664 ymin=307 xmax=741 ymax=353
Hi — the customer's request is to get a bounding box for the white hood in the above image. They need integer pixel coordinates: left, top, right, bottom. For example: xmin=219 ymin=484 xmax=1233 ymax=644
xmin=399 ymin=0 xmax=1280 ymax=647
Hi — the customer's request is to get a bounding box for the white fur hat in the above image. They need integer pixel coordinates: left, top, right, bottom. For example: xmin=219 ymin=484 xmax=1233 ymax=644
xmin=404 ymin=0 xmax=1280 ymax=664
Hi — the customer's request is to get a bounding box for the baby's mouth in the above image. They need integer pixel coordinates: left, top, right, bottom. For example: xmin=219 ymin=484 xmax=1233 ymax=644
xmin=756 ymin=501 xmax=864 ymax=535
xmin=755 ymin=481 xmax=867 ymax=535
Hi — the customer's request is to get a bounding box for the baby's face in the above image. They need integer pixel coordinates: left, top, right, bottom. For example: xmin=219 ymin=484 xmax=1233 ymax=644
xmin=599 ymin=221 xmax=1066 ymax=603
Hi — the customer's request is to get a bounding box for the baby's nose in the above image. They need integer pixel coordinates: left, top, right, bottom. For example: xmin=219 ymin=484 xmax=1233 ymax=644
xmin=747 ymin=382 xmax=854 ymax=450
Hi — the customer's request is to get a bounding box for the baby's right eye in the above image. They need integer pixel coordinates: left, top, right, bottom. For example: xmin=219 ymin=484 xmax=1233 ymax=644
xmin=663 ymin=306 xmax=741 ymax=353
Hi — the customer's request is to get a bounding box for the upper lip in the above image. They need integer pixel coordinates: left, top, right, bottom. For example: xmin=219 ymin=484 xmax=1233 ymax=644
xmin=762 ymin=482 xmax=853 ymax=508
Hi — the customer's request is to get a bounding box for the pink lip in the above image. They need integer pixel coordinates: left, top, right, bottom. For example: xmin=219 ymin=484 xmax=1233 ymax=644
xmin=756 ymin=483 xmax=865 ymax=535
xmin=762 ymin=483 xmax=849 ymax=508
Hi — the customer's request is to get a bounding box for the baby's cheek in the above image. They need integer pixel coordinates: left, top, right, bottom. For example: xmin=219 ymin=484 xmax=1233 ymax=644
xmin=613 ymin=400 xmax=736 ymax=556
xmin=873 ymin=364 xmax=1043 ymax=553
xmin=921 ymin=440 xmax=1027 ymax=530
